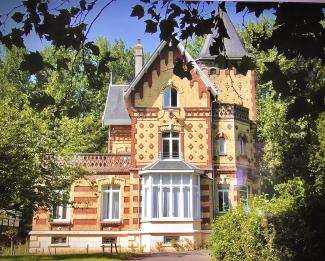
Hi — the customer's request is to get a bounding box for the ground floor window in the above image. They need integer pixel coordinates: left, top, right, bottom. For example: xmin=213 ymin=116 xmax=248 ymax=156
xmin=51 ymin=237 xmax=67 ymax=244
xmin=142 ymin=174 xmax=200 ymax=220
xmin=217 ymin=187 xmax=230 ymax=213
xmin=239 ymin=186 xmax=249 ymax=205
xmin=164 ymin=236 xmax=180 ymax=244
xmin=102 ymin=186 xmax=120 ymax=221
xmin=52 ymin=192 xmax=70 ymax=221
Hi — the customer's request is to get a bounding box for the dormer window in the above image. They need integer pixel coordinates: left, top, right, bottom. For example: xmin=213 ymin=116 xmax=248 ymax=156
xmin=163 ymin=87 xmax=178 ymax=108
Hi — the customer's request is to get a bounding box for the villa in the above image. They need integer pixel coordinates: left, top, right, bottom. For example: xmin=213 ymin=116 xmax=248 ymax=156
xmin=29 ymin=11 xmax=259 ymax=253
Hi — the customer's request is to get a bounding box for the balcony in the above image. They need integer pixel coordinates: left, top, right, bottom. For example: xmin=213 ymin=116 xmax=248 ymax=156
xmin=55 ymin=153 xmax=131 ymax=172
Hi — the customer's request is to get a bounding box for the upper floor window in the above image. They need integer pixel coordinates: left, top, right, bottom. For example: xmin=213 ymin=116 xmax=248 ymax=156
xmin=218 ymin=137 xmax=226 ymax=155
xmin=162 ymin=132 xmax=180 ymax=159
xmin=52 ymin=192 xmax=70 ymax=222
xmin=239 ymin=137 xmax=246 ymax=155
xmin=102 ymin=185 xmax=120 ymax=221
xmin=163 ymin=87 xmax=178 ymax=108
xmin=217 ymin=187 xmax=230 ymax=213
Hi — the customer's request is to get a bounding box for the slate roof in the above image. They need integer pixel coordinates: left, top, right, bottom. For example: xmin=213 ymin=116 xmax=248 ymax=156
xmin=197 ymin=10 xmax=249 ymax=60
xmin=139 ymin=159 xmax=204 ymax=174
xmin=102 ymin=84 xmax=131 ymax=126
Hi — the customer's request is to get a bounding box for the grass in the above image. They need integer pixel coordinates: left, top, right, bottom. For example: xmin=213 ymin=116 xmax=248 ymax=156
xmin=0 ymin=253 xmax=131 ymax=261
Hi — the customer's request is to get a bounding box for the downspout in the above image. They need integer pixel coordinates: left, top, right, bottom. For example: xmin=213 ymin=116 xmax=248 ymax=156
xmin=211 ymin=98 xmax=217 ymax=219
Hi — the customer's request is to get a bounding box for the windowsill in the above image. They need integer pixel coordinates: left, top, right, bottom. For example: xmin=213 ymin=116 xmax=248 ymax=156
xmin=162 ymin=107 xmax=180 ymax=110
xmin=50 ymin=220 xmax=71 ymax=226
xmin=218 ymin=153 xmax=227 ymax=156
xmin=141 ymin=218 xmax=201 ymax=222
xmin=49 ymin=244 xmax=70 ymax=247
xmin=101 ymin=220 xmax=121 ymax=225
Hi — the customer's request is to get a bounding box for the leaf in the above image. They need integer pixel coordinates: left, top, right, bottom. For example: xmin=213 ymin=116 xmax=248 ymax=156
xmin=131 ymin=5 xmax=145 ymax=19
xmin=140 ymin=0 xmax=151 ymax=3
xmin=79 ymin=0 xmax=86 ymax=11
xmin=12 ymin=12 xmax=24 ymax=23
xmin=20 ymin=51 xmax=44 ymax=74
xmin=70 ymin=7 xmax=80 ymax=16
xmin=85 ymin=42 xmax=100 ymax=56
xmin=57 ymin=58 xmax=70 ymax=70
xmin=145 ymin=20 xmax=157 ymax=33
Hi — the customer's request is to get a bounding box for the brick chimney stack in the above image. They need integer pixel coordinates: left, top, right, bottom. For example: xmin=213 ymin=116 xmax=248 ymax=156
xmin=134 ymin=39 xmax=143 ymax=77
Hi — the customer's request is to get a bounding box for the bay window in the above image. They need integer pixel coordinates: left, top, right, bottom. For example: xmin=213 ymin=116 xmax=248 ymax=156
xmin=102 ymin=185 xmax=120 ymax=221
xmin=142 ymin=174 xmax=200 ymax=220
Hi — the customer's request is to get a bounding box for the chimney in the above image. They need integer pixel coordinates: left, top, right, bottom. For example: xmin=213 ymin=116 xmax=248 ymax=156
xmin=134 ymin=39 xmax=143 ymax=76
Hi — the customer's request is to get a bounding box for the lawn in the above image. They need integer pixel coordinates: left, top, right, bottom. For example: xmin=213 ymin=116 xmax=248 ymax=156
xmin=0 ymin=253 xmax=131 ymax=261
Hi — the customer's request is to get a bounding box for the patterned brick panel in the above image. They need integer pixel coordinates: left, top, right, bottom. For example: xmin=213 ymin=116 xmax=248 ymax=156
xmin=133 ymin=196 xmax=138 ymax=202
xmin=201 ymin=218 xmax=210 ymax=224
xmin=74 ymin=186 xmax=98 ymax=192
xmin=133 ymin=184 xmax=139 ymax=190
xmin=202 ymin=206 xmax=210 ymax=213
xmin=35 ymin=218 xmax=46 ymax=225
xmin=124 ymin=208 xmax=130 ymax=214
xmin=123 ymin=219 xmax=129 ymax=225
xmin=74 ymin=219 xmax=97 ymax=225
xmin=74 ymin=208 xmax=97 ymax=214
xmin=201 ymin=184 xmax=209 ymax=190
xmin=201 ymin=195 xmax=209 ymax=202
xmin=124 ymin=186 xmax=130 ymax=192
xmin=133 ymin=218 xmax=139 ymax=224
xmin=74 ymin=197 xmax=97 ymax=202
xmin=124 ymin=197 xmax=130 ymax=203
xmin=133 ymin=207 xmax=138 ymax=213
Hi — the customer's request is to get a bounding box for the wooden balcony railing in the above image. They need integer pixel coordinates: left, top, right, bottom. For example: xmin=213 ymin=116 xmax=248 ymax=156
xmin=55 ymin=153 xmax=131 ymax=172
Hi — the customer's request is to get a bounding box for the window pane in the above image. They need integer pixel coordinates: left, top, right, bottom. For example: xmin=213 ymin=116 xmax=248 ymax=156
xmin=219 ymin=138 xmax=225 ymax=154
xmin=224 ymin=192 xmax=229 ymax=211
xmin=162 ymin=175 xmax=170 ymax=185
xmin=218 ymin=191 xmax=223 ymax=212
xmin=53 ymin=206 xmax=59 ymax=219
xmin=162 ymin=187 xmax=170 ymax=217
xmin=162 ymin=139 xmax=170 ymax=158
xmin=112 ymin=192 xmax=119 ymax=219
xmin=173 ymin=187 xmax=180 ymax=217
xmin=163 ymin=88 xmax=171 ymax=107
xmin=153 ymin=187 xmax=159 ymax=218
xmin=172 ymin=175 xmax=181 ymax=185
xmin=172 ymin=132 xmax=179 ymax=138
xmin=192 ymin=176 xmax=198 ymax=186
xmin=172 ymin=140 xmax=179 ymax=158
xmin=144 ymin=188 xmax=148 ymax=218
xmin=171 ymin=88 xmax=177 ymax=107
xmin=144 ymin=175 xmax=149 ymax=186
xmin=183 ymin=187 xmax=190 ymax=218
xmin=153 ymin=175 xmax=160 ymax=185
xmin=103 ymin=191 xmax=109 ymax=219
xmin=62 ymin=205 xmax=67 ymax=219
xmin=182 ymin=175 xmax=190 ymax=185
xmin=193 ymin=187 xmax=198 ymax=218
xmin=162 ymin=132 xmax=170 ymax=138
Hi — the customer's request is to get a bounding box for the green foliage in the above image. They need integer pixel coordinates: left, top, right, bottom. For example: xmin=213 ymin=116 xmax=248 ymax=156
xmin=211 ymin=178 xmax=308 ymax=261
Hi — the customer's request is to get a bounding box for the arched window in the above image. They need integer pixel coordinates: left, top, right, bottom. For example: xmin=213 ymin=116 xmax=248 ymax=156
xmin=218 ymin=137 xmax=226 ymax=155
xmin=163 ymin=87 xmax=178 ymax=108
xmin=101 ymin=185 xmax=120 ymax=221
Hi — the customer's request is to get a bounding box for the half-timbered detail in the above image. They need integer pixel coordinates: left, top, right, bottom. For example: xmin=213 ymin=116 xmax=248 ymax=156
xmin=30 ymin=11 xmax=258 ymax=253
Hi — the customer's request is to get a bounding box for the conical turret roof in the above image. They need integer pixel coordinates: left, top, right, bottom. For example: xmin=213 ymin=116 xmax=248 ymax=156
xmin=197 ymin=10 xmax=249 ymax=60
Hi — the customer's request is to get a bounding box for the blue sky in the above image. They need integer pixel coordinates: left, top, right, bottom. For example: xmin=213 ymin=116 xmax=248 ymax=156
xmin=0 ymin=1 xmax=270 ymax=54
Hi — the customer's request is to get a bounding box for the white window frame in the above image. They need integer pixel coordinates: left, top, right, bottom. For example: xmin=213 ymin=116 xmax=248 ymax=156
xmin=239 ymin=186 xmax=249 ymax=205
xmin=162 ymin=132 xmax=180 ymax=159
xmin=163 ymin=87 xmax=178 ymax=108
xmin=142 ymin=174 xmax=200 ymax=221
xmin=217 ymin=188 xmax=230 ymax=213
xmin=218 ymin=137 xmax=226 ymax=155
xmin=239 ymin=137 xmax=246 ymax=155
xmin=52 ymin=192 xmax=70 ymax=222
xmin=101 ymin=186 xmax=121 ymax=221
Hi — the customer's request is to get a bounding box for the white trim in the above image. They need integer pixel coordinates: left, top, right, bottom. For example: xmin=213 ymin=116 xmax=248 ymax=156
xmin=139 ymin=170 xmax=198 ymax=174
xmin=30 ymin=230 xmax=212 ymax=235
